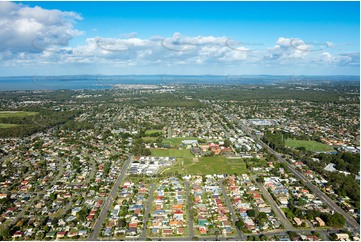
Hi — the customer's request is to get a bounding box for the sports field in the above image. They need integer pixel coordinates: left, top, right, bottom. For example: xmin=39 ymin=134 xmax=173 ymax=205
xmin=0 ymin=123 xmax=19 ymax=128
xmin=0 ymin=111 xmax=38 ymax=118
xmin=145 ymin=129 xmax=163 ymax=135
xmin=142 ymin=137 xmax=158 ymax=142
xmin=164 ymin=155 xmax=248 ymax=175
xmin=151 ymin=148 xmax=194 ymax=158
xmin=286 ymin=139 xmax=334 ymax=152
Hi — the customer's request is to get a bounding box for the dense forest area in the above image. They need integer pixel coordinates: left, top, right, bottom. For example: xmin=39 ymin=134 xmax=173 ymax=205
xmin=181 ymin=85 xmax=359 ymax=103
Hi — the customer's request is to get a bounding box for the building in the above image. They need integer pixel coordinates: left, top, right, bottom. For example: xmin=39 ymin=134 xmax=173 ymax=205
xmin=181 ymin=140 xmax=198 ymax=148
xmin=315 ymin=217 xmax=325 ymax=227
xmin=293 ymin=217 xmax=302 ymax=226
xmin=324 ymin=163 xmax=337 ymax=172
xmin=336 ymin=233 xmax=349 ymax=241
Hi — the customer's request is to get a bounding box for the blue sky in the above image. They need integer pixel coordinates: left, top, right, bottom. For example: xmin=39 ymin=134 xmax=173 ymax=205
xmin=1 ymin=1 xmax=360 ymax=75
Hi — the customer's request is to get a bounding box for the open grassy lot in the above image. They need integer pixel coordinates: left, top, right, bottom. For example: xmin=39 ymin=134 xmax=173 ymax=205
xmin=0 ymin=123 xmax=19 ymax=128
xmin=145 ymin=129 xmax=163 ymax=135
xmin=142 ymin=137 xmax=159 ymax=142
xmin=0 ymin=111 xmax=38 ymax=118
xmin=165 ymin=155 xmax=248 ymax=175
xmin=151 ymin=148 xmax=194 ymax=158
xmin=162 ymin=136 xmax=199 ymax=147
xmin=286 ymin=139 xmax=335 ymax=152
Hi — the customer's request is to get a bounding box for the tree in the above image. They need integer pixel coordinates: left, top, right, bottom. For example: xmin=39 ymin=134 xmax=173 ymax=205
xmin=235 ymin=220 xmax=244 ymax=229
xmin=260 ymin=234 xmax=267 ymax=241
xmin=297 ymin=198 xmax=307 ymax=206
xmin=214 ymin=229 xmax=220 ymax=241
xmin=77 ymin=208 xmax=88 ymax=221
xmin=257 ymin=212 xmax=267 ymax=221
xmin=0 ymin=227 xmax=10 ymax=239
xmin=247 ymin=209 xmax=256 ymax=217
xmin=49 ymin=193 xmax=56 ymax=201
xmin=257 ymin=176 xmax=265 ymax=183
xmin=224 ymin=139 xmax=232 ymax=148
xmin=43 ymin=225 xmax=50 ymax=233
xmin=35 ymin=231 xmax=45 ymax=240
xmin=118 ymin=219 xmax=126 ymax=228
xmin=321 ymin=212 xmax=346 ymax=227
xmin=287 ymin=231 xmax=298 ymax=239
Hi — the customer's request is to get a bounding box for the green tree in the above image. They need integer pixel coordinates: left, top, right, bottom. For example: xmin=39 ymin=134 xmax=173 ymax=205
xmin=235 ymin=220 xmax=244 ymax=229
xmin=247 ymin=209 xmax=256 ymax=217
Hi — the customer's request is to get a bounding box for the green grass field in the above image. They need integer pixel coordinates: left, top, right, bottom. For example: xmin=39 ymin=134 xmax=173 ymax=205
xmin=145 ymin=129 xmax=163 ymax=135
xmin=162 ymin=137 xmax=199 ymax=147
xmin=0 ymin=111 xmax=38 ymax=118
xmin=165 ymin=155 xmax=248 ymax=175
xmin=286 ymin=139 xmax=335 ymax=152
xmin=142 ymin=137 xmax=158 ymax=142
xmin=151 ymin=148 xmax=194 ymax=158
xmin=0 ymin=123 xmax=19 ymax=128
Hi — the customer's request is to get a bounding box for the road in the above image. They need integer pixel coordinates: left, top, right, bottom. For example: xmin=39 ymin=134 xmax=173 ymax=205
xmin=185 ymin=181 xmax=195 ymax=239
xmin=141 ymin=183 xmax=156 ymax=239
xmin=239 ymin=122 xmax=360 ymax=232
xmin=141 ymin=236 xmax=240 ymax=241
xmin=253 ymin=178 xmax=294 ymax=231
xmin=89 ymin=155 xmax=133 ymax=240
xmin=218 ymin=180 xmax=245 ymax=241
xmin=245 ymin=228 xmax=339 ymax=237
xmin=167 ymin=126 xmax=172 ymax=139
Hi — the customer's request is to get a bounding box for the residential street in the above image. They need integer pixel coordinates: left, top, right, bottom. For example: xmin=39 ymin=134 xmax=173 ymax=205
xmin=218 ymin=180 xmax=245 ymax=241
xmin=185 ymin=181 xmax=195 ymax=239
xmin=252 ymin=177 xmax=294 ymax=231
xmin=141 ymin=183 xmax=156 ymax=239
xmin=89 ymin=155 xmax=132 ymax=240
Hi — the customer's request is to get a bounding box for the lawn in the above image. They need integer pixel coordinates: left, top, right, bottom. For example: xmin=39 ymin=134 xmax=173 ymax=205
xmin=162 ymin=137 xmax=199 ymax=147
xmin=286 ymin=139 xmax=335 ymax=152
xmin=151 ymin=148 xmax=194 ymax=158
xmin=166 ymin=155 xmax=248 ymax=175
xmin=0 ymin=123 xmax=19 ymax=128
xmin=145 ymin=129 xmax=163 ymax=135
xmin=0 ymin=111 xmax=38 ymax=118
xmin=142 ymin=137 xmax=158 ymax=142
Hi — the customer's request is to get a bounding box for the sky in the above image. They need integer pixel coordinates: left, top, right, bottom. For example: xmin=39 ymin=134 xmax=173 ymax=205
xmin=0 ymin=1 xmax=359 ymax=76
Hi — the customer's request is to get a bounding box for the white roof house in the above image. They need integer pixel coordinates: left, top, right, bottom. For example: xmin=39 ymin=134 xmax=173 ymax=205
xmin=324 ymin=163 xmax=337 ymax=172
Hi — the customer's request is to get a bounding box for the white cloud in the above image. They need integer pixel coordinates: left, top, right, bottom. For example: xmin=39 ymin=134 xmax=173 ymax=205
xmin=320 ymin=52 xmax=336 ymax=63
xmin=266 ymin=37 xmax=311 ymax=61
xmin=317 ymin=52 xmax=360 ymax=66
xmin=0 ymin=3 xmax=358 ymax=75
xmin=0 ymin=2 xmax=82 ymax=52
xmin=326 ymin=41 xmax=335 ymax=48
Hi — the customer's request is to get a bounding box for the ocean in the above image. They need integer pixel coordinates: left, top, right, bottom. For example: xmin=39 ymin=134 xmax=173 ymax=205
xmin=0 ymin=75 xmax=358 ymax=91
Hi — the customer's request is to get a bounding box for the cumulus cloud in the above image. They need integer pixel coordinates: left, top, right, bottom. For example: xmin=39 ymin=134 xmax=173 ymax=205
xmin=266 ymin=37 xmax=311 ymax=61
xmin=0 ymin=2 xmax=82 ymax=52
xmin=337 ymin=52 xmax=360 ymax=66
xmin=63 ymin=33 xmax=252 ymax=66
xmin=0 ymin=3 xmax=358 ymax=74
